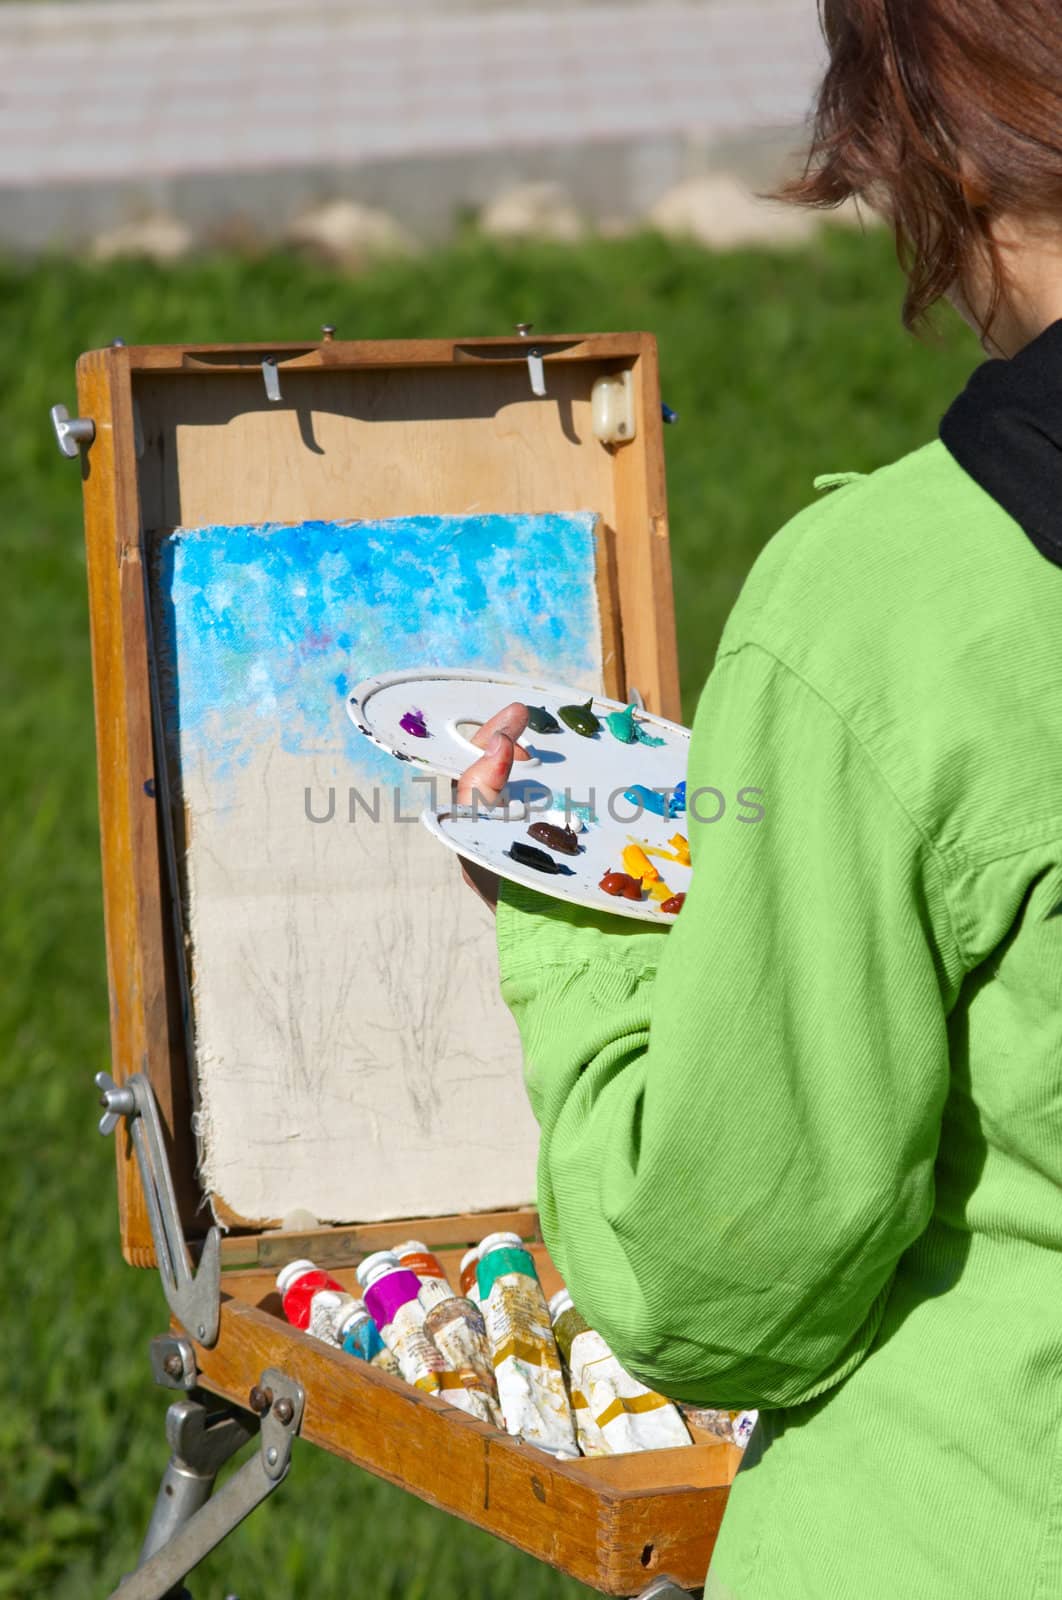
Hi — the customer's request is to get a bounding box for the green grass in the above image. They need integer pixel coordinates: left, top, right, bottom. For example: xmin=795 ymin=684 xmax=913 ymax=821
xmin=0 ymin=230 xmax=976 ymax=1597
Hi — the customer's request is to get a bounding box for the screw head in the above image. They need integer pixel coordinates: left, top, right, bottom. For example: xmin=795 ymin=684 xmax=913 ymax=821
xmin=266 ymin=1445 xmax=279 ymax=1466
xmin=248 ymin=1385 xmax=273 ymax=1416
xmin=163 ymin=1352 xmax=184 ymax=1379
xmin=321 ymin=324 xmax=336 ymax=341
xmin=197 ymin=1324 xmax=206 ymax=1340
xmin=515 ymin=322 xmax=533 ymax=337
xmin=272 ymin=1397 xmax=294 ymax=1425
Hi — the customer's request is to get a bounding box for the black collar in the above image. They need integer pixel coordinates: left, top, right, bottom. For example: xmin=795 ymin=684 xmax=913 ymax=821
xmin=940 ymin=319 xmax=1062 ymax=569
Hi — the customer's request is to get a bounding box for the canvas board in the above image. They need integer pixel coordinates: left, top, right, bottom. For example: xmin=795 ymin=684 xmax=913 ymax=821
xmin=152 ymin=512 xmax=603 ymax=1225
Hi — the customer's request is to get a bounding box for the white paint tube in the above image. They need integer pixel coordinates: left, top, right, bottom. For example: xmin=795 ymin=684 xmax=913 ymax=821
xmin=563 ymin=1378 xmax=610 ymax=1458
xmin=476 ymin=1232 xmax=577 ymax=1455
xmin=307 ymin=1288 xmax=358 ymax=1347
xmin=388 ymin=1240 xmax=502 ymax=1424
xmin=422 ymin=1295 xmax=505 ymax=1427
xmin=357 ymin=1250 xmax=452 ymax=1395
xmin=549 ymin=1289 xmax=691 ymax=1455
xmin=733 ymin=1411 xmax=758 ymax=1447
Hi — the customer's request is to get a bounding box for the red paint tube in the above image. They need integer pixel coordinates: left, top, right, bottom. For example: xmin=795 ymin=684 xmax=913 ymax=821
xmin=275 ymin=1258 xmax=346 ymax=1330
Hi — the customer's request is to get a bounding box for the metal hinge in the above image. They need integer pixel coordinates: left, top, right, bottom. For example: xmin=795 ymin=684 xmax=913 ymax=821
xmin=96 ymin=1070 xmax=221 ymax=1346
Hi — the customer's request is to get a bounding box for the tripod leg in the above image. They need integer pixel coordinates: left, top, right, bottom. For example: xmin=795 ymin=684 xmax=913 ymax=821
xmin=110 ymin=1369 xmax=302 ymax=1600
xmin=137 ymin=1395 xmax=255 ymax=1589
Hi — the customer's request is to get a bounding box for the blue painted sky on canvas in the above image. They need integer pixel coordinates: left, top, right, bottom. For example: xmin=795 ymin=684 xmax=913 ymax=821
xmin=155 ymin=513 xmax=601 ymax=788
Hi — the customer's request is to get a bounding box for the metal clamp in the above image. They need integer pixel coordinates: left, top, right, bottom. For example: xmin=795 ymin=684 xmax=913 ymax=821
xmin=112 ymin=1369 xmax=304 ymax=1600
xmin=50 ymin=402 xmax=95 ymax=457
xmin=96 ymin=1071 xmax=221 ymax=1346
xmin=516 ymin=322 xmax=547 ymax=397
xmin=261 ymin=357 xmax=282 ymax=402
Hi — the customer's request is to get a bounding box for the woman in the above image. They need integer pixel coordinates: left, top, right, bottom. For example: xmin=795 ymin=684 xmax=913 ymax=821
xmin=460 ymin=2 xmax=1062 ymax=1595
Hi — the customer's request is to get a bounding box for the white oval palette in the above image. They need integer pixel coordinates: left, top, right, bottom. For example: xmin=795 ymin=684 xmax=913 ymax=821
xmin=347 ymin=670 xmax=692 ymax=923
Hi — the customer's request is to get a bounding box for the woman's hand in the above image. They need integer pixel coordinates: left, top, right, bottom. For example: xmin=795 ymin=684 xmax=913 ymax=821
xmin=456 ymin=701 xmax=530 ymax=912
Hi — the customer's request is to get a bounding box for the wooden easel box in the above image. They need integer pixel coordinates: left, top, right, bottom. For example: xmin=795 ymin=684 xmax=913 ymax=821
xmin=76 ymin=333 xmax=738 ymax=1596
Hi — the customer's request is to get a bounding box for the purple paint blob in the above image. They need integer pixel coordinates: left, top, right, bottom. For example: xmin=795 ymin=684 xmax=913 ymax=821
xmin=400 ymin=707 xmax=429 ymax=739
xmin=365 ymin=1266 xmax=423 ymax=1329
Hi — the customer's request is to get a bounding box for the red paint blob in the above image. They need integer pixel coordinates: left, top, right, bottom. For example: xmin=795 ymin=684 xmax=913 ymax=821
xmin=599 ymin=870 xmax=643 ymax=901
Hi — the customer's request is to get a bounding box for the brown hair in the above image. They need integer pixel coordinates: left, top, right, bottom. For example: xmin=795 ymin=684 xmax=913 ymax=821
xmin=784 ymin=0 xmax=1062 ymax=331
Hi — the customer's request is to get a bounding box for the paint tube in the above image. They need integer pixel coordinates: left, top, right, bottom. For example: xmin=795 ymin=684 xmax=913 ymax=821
xmin=306 ymin=1288 xmax=358 ymax=1347
xmin=548 ymin=1289 xmax=691 ymax=1455
xmin=677 ymin=1405 xmax=735 ymax=1441
xmin=422 ymin=1293 xmax=505 ymax=1427
xmin=393 ymin=1239 xmax=453 ymax=1312
xmin=391 ymin=1241 xmax=503 ymax=1424
xmin=276 ymin=1258 xmax=347 ymax=1330
xmin=733 ymin=1411 xmax=758 ymax=1447
xmin=357 ymin=1251 xmax=452 ymax=1395
xmin=679 ymin=1405 xmax=759 ymax=1449
xmin=476 ymin=1232 xmax=577 ymax=1455
xmin=337 ymin=1302 xmax=403 ymax=1377
xmin=549 ymin=1294 xmax=609 ymax=1458
xmin=459 ymin=1247 xmax=482 ymax=1306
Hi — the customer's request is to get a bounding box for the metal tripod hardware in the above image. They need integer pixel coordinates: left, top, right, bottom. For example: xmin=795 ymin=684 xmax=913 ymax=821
xmin=50 ymin=402 xmax=96 ymax=457
xmin=634 ymin=1577 xmax=699 ymax=1600
xmin=96 ymin=1070 xmax=221 ymax=1347
xmin=150 ymin=1334 xmax=199 ymax=1392
xmin=111 ymin=1367 xmax=304 ymax=1600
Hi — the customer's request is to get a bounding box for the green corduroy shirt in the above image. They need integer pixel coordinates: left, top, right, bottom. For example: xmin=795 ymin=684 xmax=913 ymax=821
xmin=495 ymin=440 xmax=1062 ymax=1598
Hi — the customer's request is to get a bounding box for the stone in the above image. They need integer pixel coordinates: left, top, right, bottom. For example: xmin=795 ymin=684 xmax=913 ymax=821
xmin=90 ymin=213 xmax=195 ymax=263
xmin=479 ymin=181 xmax=585 ymax=243
xmin=286 ymin=199 xmax=418 ymax=264
xmin=647 ymin=174 xmax=819 ymax=249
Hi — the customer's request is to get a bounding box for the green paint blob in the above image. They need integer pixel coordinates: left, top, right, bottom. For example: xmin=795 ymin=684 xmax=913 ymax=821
xmin=526 ymin=704 xmax=561 ymax=734
xmin=559 ymin=697 xmax=601 ymax=738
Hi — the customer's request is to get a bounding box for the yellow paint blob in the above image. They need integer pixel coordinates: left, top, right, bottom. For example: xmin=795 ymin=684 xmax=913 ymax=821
xmin=622 ymin=844 xmax=659 ymax=884
xmin=628 ymin=833 xmax=691 ymax=869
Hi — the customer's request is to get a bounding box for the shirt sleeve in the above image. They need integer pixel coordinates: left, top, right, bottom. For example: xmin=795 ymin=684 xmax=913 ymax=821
xmin=495 ymin=641 xmax=962 ymax=1409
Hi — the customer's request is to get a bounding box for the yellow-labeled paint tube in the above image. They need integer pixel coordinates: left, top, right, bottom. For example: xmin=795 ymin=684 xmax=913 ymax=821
xmin=476 ymin=1232 xmax=577 ymax=1455
xmin=422 ymin=1293 xmax=505 ymax=1427
xmin=548 ymin=1289 xmax=691 ymax=1455
xmin=394 ymin=1235 xmax=501 ymax=1424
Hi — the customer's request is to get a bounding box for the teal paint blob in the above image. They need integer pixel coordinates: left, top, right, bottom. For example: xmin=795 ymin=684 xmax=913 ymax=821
xmin=606 ymin=703 xmax=638 ymax=744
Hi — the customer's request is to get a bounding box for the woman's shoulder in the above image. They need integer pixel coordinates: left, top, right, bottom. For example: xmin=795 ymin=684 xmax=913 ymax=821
xmin=715 ymin=437 xmax=1062 ymax=865
xmin=720 ymin=438 xmax=1009 ymax=662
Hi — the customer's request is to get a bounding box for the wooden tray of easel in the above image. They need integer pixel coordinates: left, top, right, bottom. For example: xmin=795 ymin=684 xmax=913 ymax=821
xmin=75 ymin=330 xmax=739 ymax=1596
